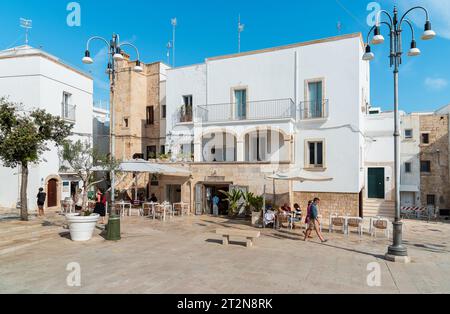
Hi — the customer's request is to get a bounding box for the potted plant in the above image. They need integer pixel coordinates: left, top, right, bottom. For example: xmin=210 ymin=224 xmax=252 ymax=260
xmin=60 ymin=140 xmax=120 ymax=241
xmin=65 ymin=211 xmax=101 ymax=242
xmin=243 ymin=192 xmax=264 ymax=227
xmin=220 ymin=189 xmax=243 ymax=217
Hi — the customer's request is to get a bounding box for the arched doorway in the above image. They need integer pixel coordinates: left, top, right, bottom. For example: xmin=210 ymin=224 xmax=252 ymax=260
xmin=47 ymin=179 xmax=58 ymax=207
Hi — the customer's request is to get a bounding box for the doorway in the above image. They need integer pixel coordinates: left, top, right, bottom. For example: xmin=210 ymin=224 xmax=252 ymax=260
xmin=204 ymin=184 xmax=230 ymax=215
xmin=368 ymin=168 xmax=385 ymax=199
xmin=401 ymin=192 xmax=415 ymax=207
xmin=166 ymin=185 xmax=182 ymax=204
xmin=47 ymin=179 xmax=58 ymax=207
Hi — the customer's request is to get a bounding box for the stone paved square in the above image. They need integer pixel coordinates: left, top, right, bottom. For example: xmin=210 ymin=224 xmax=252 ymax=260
xmin=1 ymin=215 xmax=449 ymax=294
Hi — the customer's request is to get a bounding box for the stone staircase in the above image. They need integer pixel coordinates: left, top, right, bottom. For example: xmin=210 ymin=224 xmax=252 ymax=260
xmin=363 ymin=199 xmax=395 ymax=219
xmin=0 ymin=214 xmax=67 ymax=256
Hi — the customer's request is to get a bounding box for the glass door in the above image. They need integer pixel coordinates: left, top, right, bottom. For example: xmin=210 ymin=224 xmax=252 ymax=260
xmin=234 ymin=89 xmax=247 ymax=120
xmin=308 ymin=82 xmax=323 ymax=118
xmin=195 ymin=184 xmax=204 ymax=215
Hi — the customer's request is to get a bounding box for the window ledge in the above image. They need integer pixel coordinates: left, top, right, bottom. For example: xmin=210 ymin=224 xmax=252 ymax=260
xmin=304 ymin=167 xmax=327 ymax=172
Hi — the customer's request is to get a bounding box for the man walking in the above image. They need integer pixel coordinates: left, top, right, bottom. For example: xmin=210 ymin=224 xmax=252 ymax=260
xmin=36 ymin=187 xmax=46 ymax=217
xmin=304 ymin=198 xmax=328 ymax=243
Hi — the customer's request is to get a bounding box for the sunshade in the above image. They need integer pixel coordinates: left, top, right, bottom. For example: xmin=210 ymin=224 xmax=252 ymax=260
xmin=267 ymin=168 xmax=333 ymax=182
xmin=94 ymin=159 xmax=191 ymax=176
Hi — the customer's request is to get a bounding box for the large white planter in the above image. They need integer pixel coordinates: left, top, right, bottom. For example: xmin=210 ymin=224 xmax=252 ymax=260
xmin=251 ymin=211 xmax=262 ymax=227
xmin=66 ymin=213 xmax=100 ymax=242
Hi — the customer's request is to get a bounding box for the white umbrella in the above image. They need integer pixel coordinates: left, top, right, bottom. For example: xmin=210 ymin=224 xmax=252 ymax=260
xmin=267 ymin=168 xmax=333 ymax=182
xmin=94 ymin=159 xmax=191 ymax=176
xmin=262 ymin=168 xmax=333 ymax=228
xmin=93 ymin=159 xmax=191 ymax=200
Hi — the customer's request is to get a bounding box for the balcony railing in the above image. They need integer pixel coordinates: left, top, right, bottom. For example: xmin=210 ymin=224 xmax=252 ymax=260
xmin=196 ymin=98 xmax=296 ymax=123
xmin=62 ymin=104 xmax=76 ymax=122
xmin=178 ymin=105 xmax=193 ymax=123
xmin=300 ymin=100 xmax=329 ymax=120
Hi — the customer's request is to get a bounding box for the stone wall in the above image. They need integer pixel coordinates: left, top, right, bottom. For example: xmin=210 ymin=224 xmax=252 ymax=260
xmin=112 ymin=60 xmax=165 ymax=161
xmin=419 ymin=114 xmax=450 ymax=209
xmin=294 ymin=192 xmax=360 ymax=217
xmin=154 ymin=163 xmax=292 ymax=213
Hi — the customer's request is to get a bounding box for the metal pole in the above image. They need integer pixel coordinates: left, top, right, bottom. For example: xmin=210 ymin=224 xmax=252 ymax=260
xmin=238 ymin=15 xmax=241 ymax=53
xmin=110 ymin=35 xmax=117 ymax=207
xmin=388 ymin=8 xmax=408 ymax=257
xmin=172 ymin=19 xmax=176 ymax=67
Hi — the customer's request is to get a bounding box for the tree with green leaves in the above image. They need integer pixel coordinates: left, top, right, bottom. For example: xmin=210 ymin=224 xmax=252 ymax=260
xmin=242 ymin=191 xmax=265 ymax=215
xmin=220 ymin=189 xmax=243 ymax=217
xmin=0 ymin=98 xmax=72 ymax=221
xmin=59 ymin=140 xmax=120 ymax=212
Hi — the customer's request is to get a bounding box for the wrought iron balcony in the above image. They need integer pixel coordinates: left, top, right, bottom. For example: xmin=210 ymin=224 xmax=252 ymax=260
xmin=196 ymin=98 xmax=296 ymax=123
xmin=300 ymin=100 xmax=329 ymax=120
xmin=178 ymin=105 xmax=193 ymax=123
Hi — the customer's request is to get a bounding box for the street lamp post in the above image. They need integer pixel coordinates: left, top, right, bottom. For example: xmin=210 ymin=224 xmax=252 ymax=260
xmin=82 ymin=34 xmax=143 ymax=208
xmin=363 ymin=6 xmax=436 ymax=261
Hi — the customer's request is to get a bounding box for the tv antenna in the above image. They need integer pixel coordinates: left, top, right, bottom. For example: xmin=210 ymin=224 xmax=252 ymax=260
xmin=171 ymin=18 xmax=177 ymax=67
xmin=166 ymin=41 xmax=172 ymax=65
xmin=20 ymin=18 xmax=32 ymax=45
xmin=238 ymin=15 xmax=245 ymax=53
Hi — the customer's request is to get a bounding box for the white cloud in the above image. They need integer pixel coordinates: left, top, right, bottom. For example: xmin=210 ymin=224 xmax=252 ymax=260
xmin=425 ymin=77 xmax=448 ymax=90
xmin=396 ymin=0 xmax=450 ymax=40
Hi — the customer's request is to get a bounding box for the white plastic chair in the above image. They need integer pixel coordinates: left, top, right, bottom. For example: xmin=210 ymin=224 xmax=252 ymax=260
xmin=346 ymin=217 xmax=363 ymax=236
xmin=329 ymin=214 xmax=345 ymax=234
xmin=371 ymin=217 xmax=390 ymax=238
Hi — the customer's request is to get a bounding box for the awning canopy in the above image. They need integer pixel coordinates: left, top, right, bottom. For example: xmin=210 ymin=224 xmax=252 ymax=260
xmin=400 ymin=185 xmax=419 ymax=192
xmin=94 ymin=159 xmax=191 ymax=177
xmin=267 ymin=168 xmax=334 ymax=182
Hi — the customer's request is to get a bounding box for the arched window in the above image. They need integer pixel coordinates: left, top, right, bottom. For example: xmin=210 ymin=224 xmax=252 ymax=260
xmin=244 ymin=129 xmax=288 ymax=162
xmin=202 ymin=132 xmax=237 ymax=162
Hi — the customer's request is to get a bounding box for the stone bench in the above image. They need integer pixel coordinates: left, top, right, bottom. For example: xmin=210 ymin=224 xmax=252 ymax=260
xmin=216 ymin=229 xmax=261 ymax=248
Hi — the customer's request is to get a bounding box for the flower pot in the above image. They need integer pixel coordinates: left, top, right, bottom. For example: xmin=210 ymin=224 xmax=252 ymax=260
xmin=66 ymin=213 xmax=100 ymax=242
xmin=251 ymin=211 xmax=262 ymax=227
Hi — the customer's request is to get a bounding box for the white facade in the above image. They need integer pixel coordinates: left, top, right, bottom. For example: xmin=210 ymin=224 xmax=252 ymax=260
xmin=364 ymin=111 xmax=397 ymax=201
xmin=0 ymin=45 xmax=93 ymax=210
xmin=93 ymin=102 xmax=110 ymax=157
xmin=400 ymin=113 xmax=421 ymax=206
xmin=166 ymin=33 xmax=369 ymax=195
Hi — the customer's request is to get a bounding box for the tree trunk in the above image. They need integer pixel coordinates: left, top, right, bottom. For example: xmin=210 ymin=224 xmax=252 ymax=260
xmin=82 ymin=181 xmax=88 ymax=212
xmin=20 ymin=163 xmax=29 ymax=221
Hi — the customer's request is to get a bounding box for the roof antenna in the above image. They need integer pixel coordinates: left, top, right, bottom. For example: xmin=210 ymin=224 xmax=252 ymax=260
xmin=20 ymin=18 xmax=32 ymax=45
xmin=238 ymin=14 xmax=245 ymax=53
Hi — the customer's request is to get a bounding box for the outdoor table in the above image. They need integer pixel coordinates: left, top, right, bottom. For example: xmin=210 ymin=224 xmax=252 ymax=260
xmin=173 ymin=203 xmax=189 ymax=216
xmin=153 ymin=204 xmax=169 ymax=221
xmin=143 ymin=202 xmax=159 ymax=217
xmin=115 ymin=201 xmax=132 ymax=217
xmin=163 ymin=203 xmax=174 ymax=219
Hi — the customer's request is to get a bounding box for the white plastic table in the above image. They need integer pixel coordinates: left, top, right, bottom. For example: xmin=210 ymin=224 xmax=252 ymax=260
xmin=115 ymin=202 xmax=132 ymax=217
xmin=143 ymin=202 xmax=159 ymax=217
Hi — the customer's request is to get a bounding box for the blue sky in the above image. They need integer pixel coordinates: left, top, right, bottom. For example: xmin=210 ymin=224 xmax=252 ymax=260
xmin=0 ymin=0 xmax=449 ymax=113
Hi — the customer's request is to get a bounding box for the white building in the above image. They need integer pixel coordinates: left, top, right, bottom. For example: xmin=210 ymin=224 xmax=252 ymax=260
xmin=0 ymin=45 xmax=93 ymax=211
xmin=363 ymin=110 xmax=398 ymax=217
xmin=164 ymin=33 xmax=370 ymax=216
xmin=93 ymin=101 xmax=110 ymax=157
xmin=400 ymin=113 xmax=421 ymax=207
